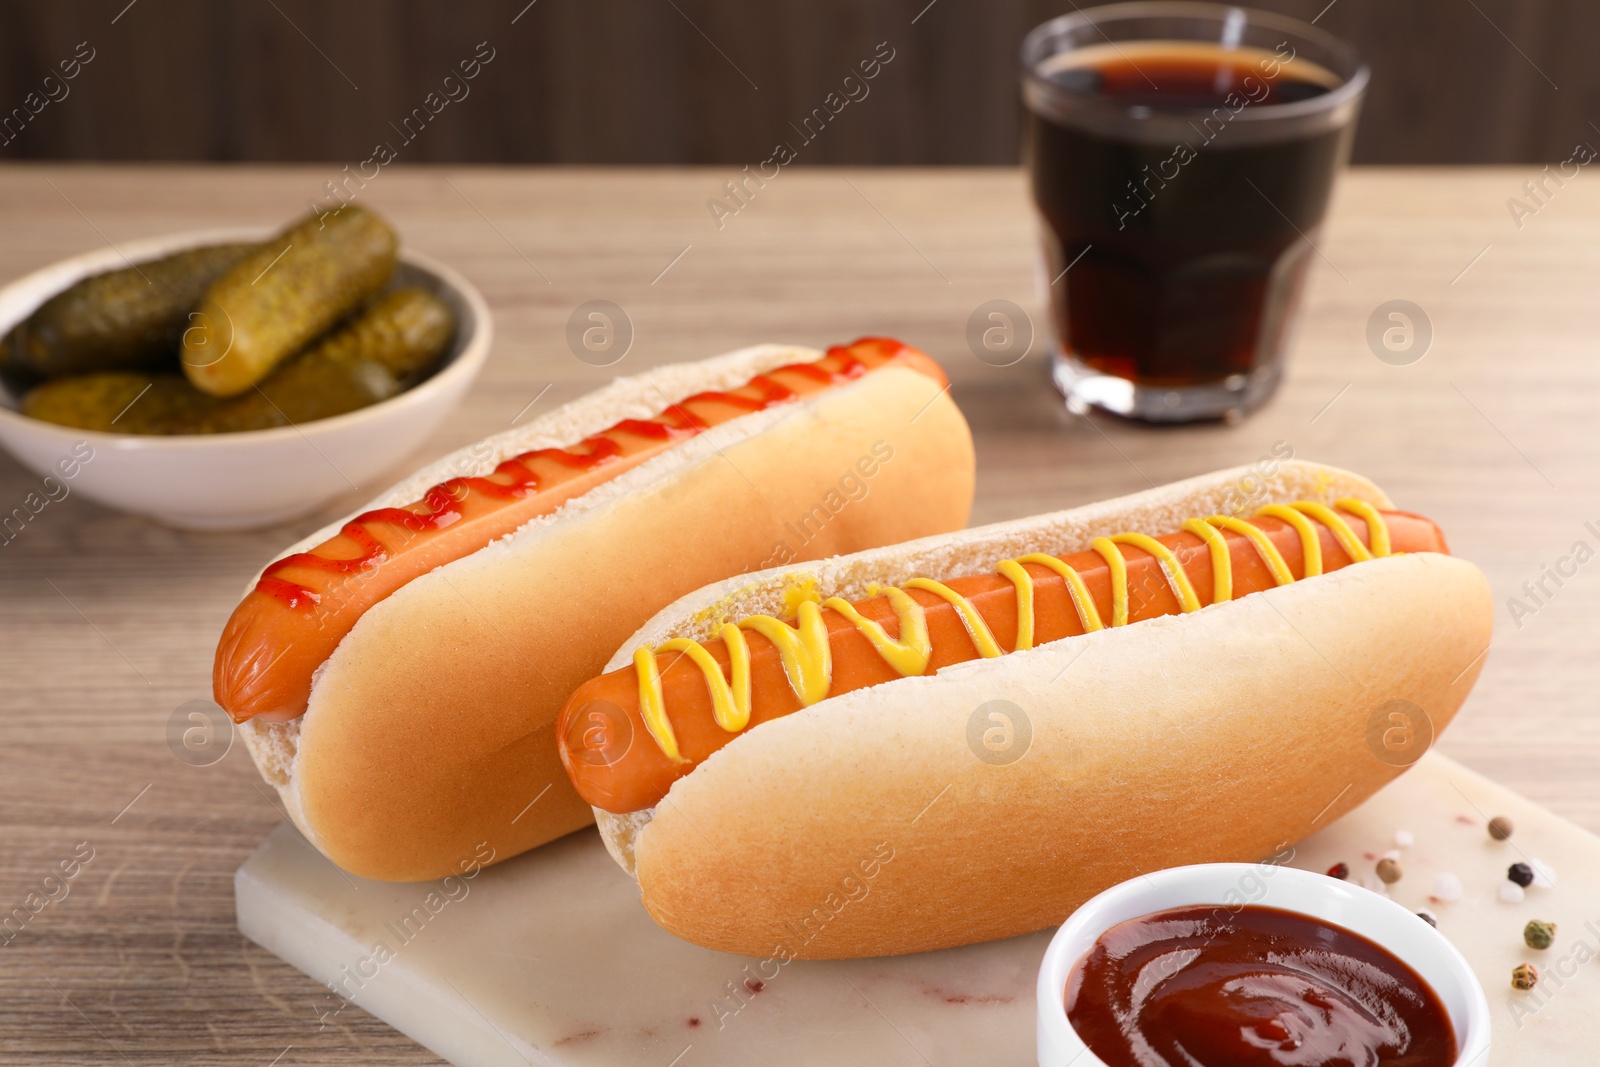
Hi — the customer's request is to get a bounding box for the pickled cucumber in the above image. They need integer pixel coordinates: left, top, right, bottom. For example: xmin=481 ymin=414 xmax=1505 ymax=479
xmin=1 ymin=323 xmax=41 ymax=396
xmin=22 ymin=373 xmax=215 ymax=434
xmin=24 ymin=287 xmax=455 ymax=435
xmin=6 ymin=242 xmax=259 ymax=380
xmin=250 ymin=287 xmax=455 ymax=425
xmin=183 ymin=206 xmax=397 ymax=397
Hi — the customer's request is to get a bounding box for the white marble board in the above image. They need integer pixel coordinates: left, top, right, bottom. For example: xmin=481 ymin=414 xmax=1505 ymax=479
xmin=236 ymin=753 xmax=1600 ymax=1066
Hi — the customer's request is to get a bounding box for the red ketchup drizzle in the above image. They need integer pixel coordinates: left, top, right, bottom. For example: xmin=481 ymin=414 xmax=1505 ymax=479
xmin=256 ymin=349 xmax=875 ymax=609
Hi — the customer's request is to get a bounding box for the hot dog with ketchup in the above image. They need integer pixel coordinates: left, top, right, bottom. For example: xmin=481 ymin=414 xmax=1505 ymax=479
xmin=220 ymin=339 xmax=974 ymax=880
xmin=563 ymin=462 xmax=1493 ymax=959
xmin=217 ymin=338 xmax=947 ymax=725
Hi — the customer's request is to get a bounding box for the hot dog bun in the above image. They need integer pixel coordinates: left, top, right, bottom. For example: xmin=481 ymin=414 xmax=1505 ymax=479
xmin=238 ymin=343 xmax=975 ymax=880
xmin=593 ymin=461 xmax=1493 ymax=958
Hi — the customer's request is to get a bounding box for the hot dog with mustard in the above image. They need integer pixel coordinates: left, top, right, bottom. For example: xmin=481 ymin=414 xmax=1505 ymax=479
xmin=562 ymin=462 xmax=1493 ymax=959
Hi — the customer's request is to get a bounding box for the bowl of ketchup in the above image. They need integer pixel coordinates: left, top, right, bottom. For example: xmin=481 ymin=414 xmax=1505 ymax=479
xmin=1037 ymin=863 xmax=1490 ymax=1067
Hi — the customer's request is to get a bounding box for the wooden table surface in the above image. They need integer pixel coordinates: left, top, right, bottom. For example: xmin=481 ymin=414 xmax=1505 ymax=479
xmin=1 ymin=164 xmax=1595 ymax=1063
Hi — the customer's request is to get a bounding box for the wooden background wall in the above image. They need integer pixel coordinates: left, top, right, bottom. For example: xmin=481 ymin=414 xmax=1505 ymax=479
xmin=0 ymin=0 xmax=1589 ymax=166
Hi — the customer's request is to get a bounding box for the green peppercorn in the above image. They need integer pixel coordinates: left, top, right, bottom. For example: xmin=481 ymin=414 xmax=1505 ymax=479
xmin=1524 ymin=920 xmax=1556 ymax=951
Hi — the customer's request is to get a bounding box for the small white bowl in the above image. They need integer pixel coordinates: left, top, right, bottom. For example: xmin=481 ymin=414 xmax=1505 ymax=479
xmin=1038 ymin=863 xmax=1491 ymax=1067
xmin=0 ymin=228 xmax=490 ymax=530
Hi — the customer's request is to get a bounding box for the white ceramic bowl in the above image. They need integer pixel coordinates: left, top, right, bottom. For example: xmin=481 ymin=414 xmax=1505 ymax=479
xmin=0 ymin=228 xmax=490 ymax=530
xmin=1038 ymin=863 xmax=1491 ymax=1067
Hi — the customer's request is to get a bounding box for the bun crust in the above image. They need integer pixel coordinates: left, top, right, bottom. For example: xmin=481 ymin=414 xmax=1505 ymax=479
xmin=596 ymin=462 xmax=1494 ymax=958
xmin=238 ymin=346 xmax=974 ymax=880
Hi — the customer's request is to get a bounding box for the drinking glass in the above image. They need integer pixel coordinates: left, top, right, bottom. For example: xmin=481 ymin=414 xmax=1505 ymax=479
xmin=1022 ymin=3 xmax=1368 ymax=422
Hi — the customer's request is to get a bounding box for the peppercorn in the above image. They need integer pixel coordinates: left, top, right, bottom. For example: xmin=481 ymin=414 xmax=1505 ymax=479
xmin=1509 ymin=862 xmax=1535 ymax=888
xmin=1488 ymin=816 xmax=1514 ymax=841
xmin=1376 ymin=857 xmax=1402 ymax=884
xmin=1512 ymin=963 xmax=1540 ymax=990
xmin=1525 ymin=920 xmax=1557 ymax=951
xmin=1416 ymin=910 xmax=1438 ymax=928
xmin=1326 ymin=862 xmax=1350 ymax=880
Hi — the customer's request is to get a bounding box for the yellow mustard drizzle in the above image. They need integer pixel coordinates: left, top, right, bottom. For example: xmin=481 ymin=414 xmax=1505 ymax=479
xmin=740 ymin=604 xmax=832 ymax=707
xmin=1016 ymin=552 xmax=1105 ymax=634
xmin=1196 ymin=516 xmax=1296 ymax=591
xmin=821 ymin=585 xmax=932 ymax=677
xmin=633 ymin=644 xmax=686 ymax=763
xmin=995 ymin=560 xmax=1036 ymax=650
xmin=903 ymin=578 xmax=1005 ymax=658
xmin=1255 ymin=504 xmax=1325 ymax=576
xmin=1111 ymin=532 xmax=1203 ymax=614
xmin=1180 ymin=519 xmax=1234 ymax=603
xmin=1089 ymin=536 xmax=1131 ymax=626
xmin=633 ymin=499 xmax=1393 ymax=759
xmin=635 ymin=604 xmax=832 ymax=763
xmin=1336 ymin=498 xmax=1390 ymax=556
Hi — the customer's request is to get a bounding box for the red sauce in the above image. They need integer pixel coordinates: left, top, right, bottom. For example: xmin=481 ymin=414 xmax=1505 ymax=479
xmin=1066 ymin=905 xmax=1457 ymax=1067
xmin=255 ymin=348 xmax=874 ymax=609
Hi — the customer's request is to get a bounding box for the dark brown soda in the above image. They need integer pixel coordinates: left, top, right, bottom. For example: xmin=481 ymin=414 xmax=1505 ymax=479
xmin=1027 ymin=43 xmax=1346 ymax=387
